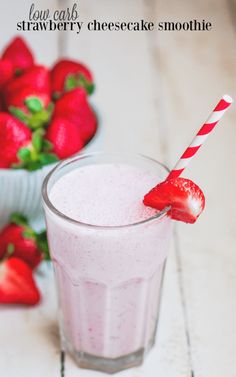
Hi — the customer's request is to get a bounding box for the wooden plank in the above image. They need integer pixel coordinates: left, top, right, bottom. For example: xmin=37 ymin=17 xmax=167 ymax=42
xmin=155 ymin=0 xmax=236 ymax=376
xmin=65 ymin=1 xmax=190 ymax=376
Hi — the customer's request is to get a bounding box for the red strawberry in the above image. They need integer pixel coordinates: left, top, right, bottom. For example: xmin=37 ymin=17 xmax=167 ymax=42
xmin=0 ymin=94 xmax=4 ymax=111
xmin=51 ymin=59 xmax=94 ymax=97
xmin=4 ymin=66 xmax=51 ymax=111
xmin=143 ymin=177 xmax=205 ymax=224
xmin=5 ymin=86 xmax=51 ymax=113
xmin=0 ymin=225 xmax=42 ymax=269
xmin=0 ymin=258 xmax=40 ymax=305
xmin=0 ymin=113 xmax=31 ymax=168
xmin=53 ymin=88 xmax=97 ymax=143
xmin=45 ymin=117 xmax=84 ymax=159
xmin=0 ymin=59 xmax=14 ymax=88
xmin=2 ymin=37 xmax=34 ymax=74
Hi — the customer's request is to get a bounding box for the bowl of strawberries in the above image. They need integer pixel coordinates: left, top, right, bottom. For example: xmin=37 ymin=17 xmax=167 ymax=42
xmin=0 ymin=37 xmax=101 ymax=228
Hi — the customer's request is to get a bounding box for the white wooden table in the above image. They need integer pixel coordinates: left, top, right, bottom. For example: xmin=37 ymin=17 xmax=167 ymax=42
xmin=1 ymin=0 xmax=236 ymax=376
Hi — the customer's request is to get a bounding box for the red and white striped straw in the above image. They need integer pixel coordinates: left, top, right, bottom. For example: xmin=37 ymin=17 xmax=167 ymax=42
xmin=167 ymin=94 xmax=233 ymax=180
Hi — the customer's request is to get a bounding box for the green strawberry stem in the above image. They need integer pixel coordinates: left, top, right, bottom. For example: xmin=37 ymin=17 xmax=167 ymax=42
xmin=13 ymin=126 xmax=59 ymax=171
xmin=28 ymin=109 xmax=52 ymax=130
xmin=11 ymin=212 xmax=35 ymax=239
xmin=25 ymin=98 xmax=43 ymax=113
xmin=6 ymin=243 xmax=15 ymax=256
xmin=15 ymin=68 xmax=23 ymax=77
xmin=36 ymin=231 xmax=50 ymax=261
xmin=9 ymin=99 xmax=54 ymax=130
xmin=9 ymin=97 xmax=58 ymax=171
xmin=65 ymin=73 xmax=95 ymax=95
xmin=9 ymin=107 xmax=30 ymax=124
xmin=2 ymin=243 xmax=15 ymax=262
xmin=10 ymin=213 xmax=28 ymax=226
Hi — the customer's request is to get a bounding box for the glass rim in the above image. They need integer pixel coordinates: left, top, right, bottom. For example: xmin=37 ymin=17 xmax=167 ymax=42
xmin=42 ymin=152 xmax=170 ymax=230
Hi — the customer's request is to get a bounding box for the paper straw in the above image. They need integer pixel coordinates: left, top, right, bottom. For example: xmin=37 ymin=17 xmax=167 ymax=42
xmin=167 ymin=94 xmax=233 ymax=180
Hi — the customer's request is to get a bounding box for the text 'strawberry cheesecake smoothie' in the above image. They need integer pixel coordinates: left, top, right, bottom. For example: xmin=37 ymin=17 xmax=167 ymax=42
xmin=43 ymin=154 xmax=172 ymax=373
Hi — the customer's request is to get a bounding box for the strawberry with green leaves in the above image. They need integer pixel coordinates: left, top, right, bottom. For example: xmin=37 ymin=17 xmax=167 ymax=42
xmin=0 ymin=112 xmax=58 ymax=170
xmin=4 ymin=65 xmax=51 ymax=112
xmin=4 ymin=66 xmax=54 ymax=135
xmin=0 ymin=213 xmax=50 ymax=269
xmin=2 ymin=36 xmax=34 ymax=75
xmin=0 ymin=257 xmax=40 ymax=305
xmin=14 ymin=127 xmax=58 ymax=171
xmin=51 ymin=59 xmax=94 ymax=98
xmin=53 ymin=88 xmax=97 ymax=143
xmin=0 ymin=113 xmax=31 ymax=168
xmin=7 ymin=86 xmax=51 ymax=117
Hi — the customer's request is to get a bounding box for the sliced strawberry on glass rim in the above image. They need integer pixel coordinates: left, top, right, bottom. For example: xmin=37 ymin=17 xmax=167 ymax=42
xmin=143 ymin=177 xmax=205 ymax=224
xmin=143 ymin=96 xmax=233 ymax=224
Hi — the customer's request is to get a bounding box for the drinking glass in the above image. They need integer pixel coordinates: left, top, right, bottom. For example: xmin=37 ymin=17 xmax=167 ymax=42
xmin=42 ymin=153 xmax=172 ymax=374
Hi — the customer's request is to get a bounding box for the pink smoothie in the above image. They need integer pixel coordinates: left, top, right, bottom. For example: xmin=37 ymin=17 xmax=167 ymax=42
xmin=46 ymin=163 xmax=171 ymax=360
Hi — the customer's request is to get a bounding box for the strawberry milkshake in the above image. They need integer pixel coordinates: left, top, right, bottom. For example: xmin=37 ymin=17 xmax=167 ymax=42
xmin=42 ymin=153 xmax=172 ymax=373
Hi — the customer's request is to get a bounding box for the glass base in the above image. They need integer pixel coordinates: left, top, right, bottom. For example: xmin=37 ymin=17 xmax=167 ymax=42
xmin=65 ymin=340 xmax=145 ymax=374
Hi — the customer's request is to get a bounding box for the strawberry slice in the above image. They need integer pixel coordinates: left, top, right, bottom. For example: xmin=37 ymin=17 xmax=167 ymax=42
xmin=0 ymin=257 xmax=40 ymax=305
xmin=143 ymin=177 xmax=205 ymax=223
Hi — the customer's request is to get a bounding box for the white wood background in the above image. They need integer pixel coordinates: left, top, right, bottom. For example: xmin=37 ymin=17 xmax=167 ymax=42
xmin=0 ymin=0 xmax=236 ymax=376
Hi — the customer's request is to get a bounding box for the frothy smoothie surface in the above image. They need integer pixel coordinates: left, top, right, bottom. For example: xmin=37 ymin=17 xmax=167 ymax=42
xmin=49 ymin=163 xmax=159 ymax=226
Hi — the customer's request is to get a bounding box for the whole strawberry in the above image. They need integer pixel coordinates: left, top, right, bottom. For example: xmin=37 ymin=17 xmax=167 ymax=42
xmin=0 ymin=225 xmax=42 ymax=269
xmin=4 ymin=65 xmax=51 ymax=111
xmin=2 ymin=36 xmax=34 ymax=74
xmin=51 ymin=59 xmax=94 ymax=98
xmin=0 ymin=257 xmax=40 ymax=305
xmin=0 ymin=113 xmax=31 ymax=168
xmin=45 ymin=117 xmax=84 ymax=159
xmin=53 ymin=88 xmax=97 ymax=143
xmin=0 ymin=59 xmax=14 ymax=88
xmin=0 ymin=213 xmax=49 ymax=269
xmin=6 ymin=86 xmax=51 ymax=118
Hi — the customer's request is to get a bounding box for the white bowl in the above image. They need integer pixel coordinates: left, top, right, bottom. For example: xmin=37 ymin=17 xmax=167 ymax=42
xmin=0 ymin=119 xmax=103 ymax=229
